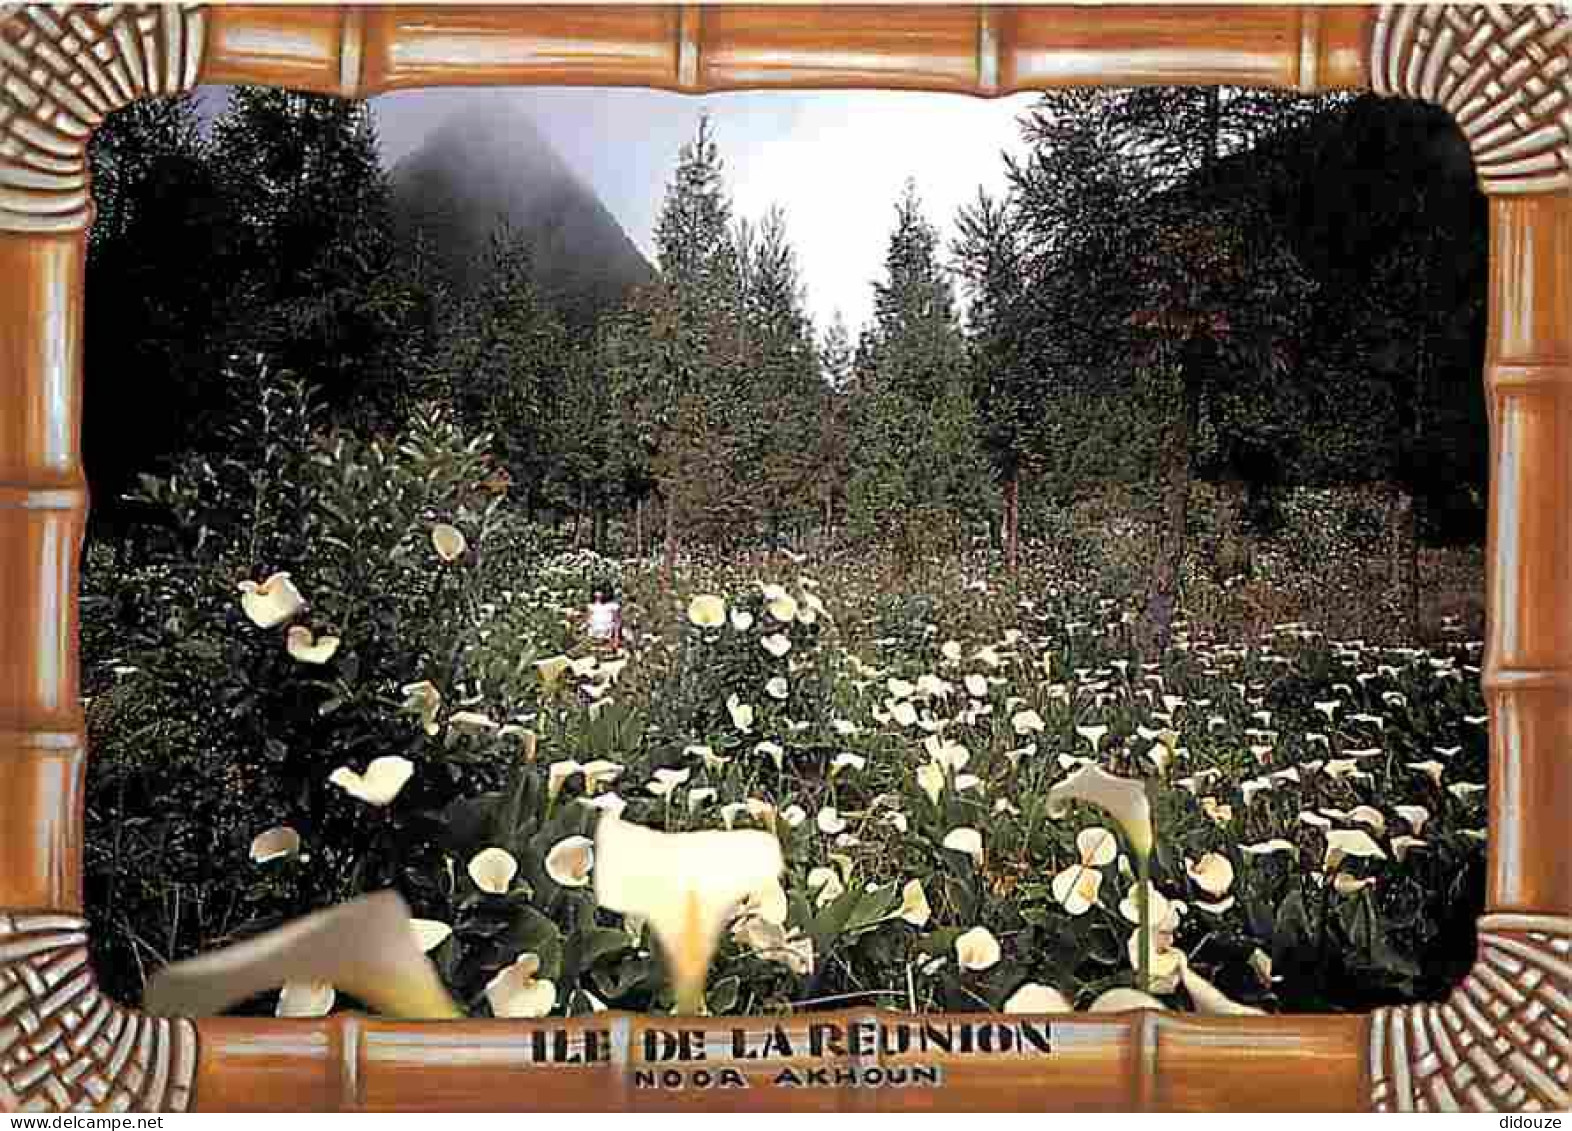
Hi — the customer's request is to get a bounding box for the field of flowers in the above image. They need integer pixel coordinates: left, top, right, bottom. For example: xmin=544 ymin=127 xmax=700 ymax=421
xmin=193 ymin=524 xmax=1490 ymax=1022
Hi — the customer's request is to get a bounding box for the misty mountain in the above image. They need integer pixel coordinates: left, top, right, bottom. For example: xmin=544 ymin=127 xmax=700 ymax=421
xmin=390 ymin=102 xmax=653 ymax=328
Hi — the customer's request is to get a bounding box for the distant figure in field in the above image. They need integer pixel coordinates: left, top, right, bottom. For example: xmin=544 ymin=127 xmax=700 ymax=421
xmin=586 ymin=587 xmax=622 ymax=649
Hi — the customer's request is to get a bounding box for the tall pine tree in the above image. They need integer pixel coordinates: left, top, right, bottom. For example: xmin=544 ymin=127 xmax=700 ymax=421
xmin=209 ymin=88 xmax=428 ymax=429
xmin=847 ymin=180 xmax=991 ymax=562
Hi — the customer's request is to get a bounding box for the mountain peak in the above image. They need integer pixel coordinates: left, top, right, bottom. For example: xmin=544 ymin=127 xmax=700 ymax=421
xmin=390 ymin=101 xmax=652 ymax=327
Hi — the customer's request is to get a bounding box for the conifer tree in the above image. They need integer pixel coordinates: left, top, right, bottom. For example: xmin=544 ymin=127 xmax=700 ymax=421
xmin=84 ymin=94 xmax=228 ymax=540
xmin=209 ymin=88 xmax=427 ymax=429
xmin=847 ymin=181 xmax=992 ymax=562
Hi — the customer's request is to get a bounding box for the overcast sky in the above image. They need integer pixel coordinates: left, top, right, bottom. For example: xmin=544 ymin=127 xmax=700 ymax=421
xmin=369 ymin=88 xmax=1042 ymax=335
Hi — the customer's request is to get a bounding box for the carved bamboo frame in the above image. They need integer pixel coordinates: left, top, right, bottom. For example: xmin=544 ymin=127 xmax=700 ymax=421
xmin=0 ymin=2 xmax=1566 ymax=1113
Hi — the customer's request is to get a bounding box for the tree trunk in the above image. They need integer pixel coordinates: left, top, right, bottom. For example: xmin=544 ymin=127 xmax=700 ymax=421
xmin=1389 ymin=481 xmax=1420 ymax=639
xmin=663 ymin=496 xmax=677 ymax=592
xmin=634 ymin=497 xmax=644 ymax=560
xmin=1137 ymin=374 xmax=1201 ymax=658
xmin=1219 ymin=475 xmax=1252 ymax=582
xmin=1004 ymin=470 xmax=1020 ymax=575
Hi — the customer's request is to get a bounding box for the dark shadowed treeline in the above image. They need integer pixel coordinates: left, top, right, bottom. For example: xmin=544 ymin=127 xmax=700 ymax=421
xmin=84 ymin=86 xmax=1485 ymax=642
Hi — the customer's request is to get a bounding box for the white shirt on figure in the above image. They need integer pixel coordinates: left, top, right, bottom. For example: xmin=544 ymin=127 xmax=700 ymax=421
xmin=587 ymin=600 xmax=620 ymax=640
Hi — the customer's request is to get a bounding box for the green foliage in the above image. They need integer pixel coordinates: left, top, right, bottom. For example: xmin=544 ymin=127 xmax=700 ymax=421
xmin=846 ymin=181 xmax=993 ymax=559
xmin=83 ymin=367 xmax=514 ymax=1002
xmin=85 ymin=95 xmax=231 ymax=530
xmin=209 ymin=87 xmax=431 ymax=429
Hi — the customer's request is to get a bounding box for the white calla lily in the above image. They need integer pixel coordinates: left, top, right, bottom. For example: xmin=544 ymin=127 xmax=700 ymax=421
xmin=941 ymin=826 xmax=984 ymax=867
xmin=1394 ymin=804 xmax=1430 ymax=835
xmin=1004 ymin=983 xmax=1072 ymax=1013
xmin=761 ymin=633 xmax=792 ymax=658
xmin=548 ymin=759 xmax=584 ymax=800
xmin=239 ymin=572 xmax=306 ymax=629
xmin=448 ymin=710 xmax=498 ymax=735
xmin=1047 ymin=764 xmax=1153 ymax=859
xmin=431 ymin=524 xmax=468 ymax=562
xmin=580 ymin=759 xmax=624 ymax=794
xmin=277 ymin=981 xmax=336 ymax=1018
xmin=467 ymin=846 xmax=519 ymax=894
xmin=1323 ymin=828 xmax=1387 ymax=869
xmin=1051 ymin=864 xmax=1103 ymax=916
xmin=807 ymin=866 xmax=846 ymax=906
xmin=250 ymin=826 xmax=301 ymax=865
xmin=1126 ymin=928 xmax=1186 ymax=994
xmin=545 ymin=836 xmax=595 ymax=888
xmin=400 ymin=681 xmax=443 ymax=735
xmin=1185 ymin=853 xmax=1235 ymax=898
xmin=410 ymin=919 xmax=453 ymax=953
xmin=486 ymin=953 xmax=556 ymax=1018
xmin=593 ymin=816 xmax=783 ymax=1014
xmin=954 ymin=926 xmax=1001 ymax=971
xmin=687 ymin=594 xmax=726 ymax=628
xmin=328 ymin=756 xmax=414 ymax=807
xmin=898 ymin=879 xmax=931 ymax=927
xmin=285 ymin=626 xmax=340 ymax=665
xmin=144 ymin=891 xmax=460 ymax=1021
xmin=1075 ymin=724 xmax=1109 ymax=753
xmin=1011 ymin=708 xmax=1045 ymax=735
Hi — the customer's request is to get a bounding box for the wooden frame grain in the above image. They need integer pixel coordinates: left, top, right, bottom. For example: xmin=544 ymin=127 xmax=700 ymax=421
xmin=0 ymin=2 xmax=1566 ymax=1113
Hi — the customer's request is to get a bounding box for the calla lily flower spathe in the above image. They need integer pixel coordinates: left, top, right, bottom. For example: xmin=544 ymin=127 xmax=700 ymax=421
xmin=250 ymin=825 xmax=301 ymax=865
xmin=410 ymin=918 xmax=453 ymax=953
xmin=1049 ymin=764 xmax=1153 ymax=859
xmin=144 ymin=891 xmax=461 ymax=1021
xmin=1011 ymin=709 xmax=1045 ymax=735
xmin=486 ymin=953 xmax=556 ymax=1018
xmin=1185 ymin=853 xmax=1235 ymax=898
xmin=400 ymin=681 xmax=442 ymax=736
xmin=593 ymin=816 xmax=783 ymax=1014
xmin=546 ymin=836 xmax=595 ymax=888
xmin=687 ymin=594 xmax=726 ymax=628
xmin=898 ymin=879 xmax=932 ymax=927
xmin=277 ymin=981 xmax=335 ymax=1018
xmin=941 ymin=826 xmax=984 ymax=867
xmin=328 ymin=756 xmax=414 ymax=807
xmin=1323 ymin=828 xmax=1387 ymax=869
xmin=761 ymin=585 xmax=798 ymax=623
xmin=285 ymin=626 xmax=340 ymax=665
xmin=727 ymin=695 xmax=755 ymax=732
xmin=1052 ymin=826 xmax=1117 ymax=916
xmin=431 ymin=523 xmax=468 ymax=562
xmin=468 ymin=846 xmax=519 ymax=894
xmin=1005 ymin=983 xmax=1072 ymax=1014
xmin=954 ymin=926 xmax=1001 ymax=971
xmin=239 ymin=572 xmax=306 ymax=629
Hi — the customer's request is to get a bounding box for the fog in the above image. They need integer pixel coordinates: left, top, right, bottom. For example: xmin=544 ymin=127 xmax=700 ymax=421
xmin=370 ymin=87 xmax=1038 ymax=332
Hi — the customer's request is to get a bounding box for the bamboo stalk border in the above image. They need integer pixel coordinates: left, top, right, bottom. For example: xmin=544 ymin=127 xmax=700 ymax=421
xmin=0 ymin=2 xmax=1566 ymax=1114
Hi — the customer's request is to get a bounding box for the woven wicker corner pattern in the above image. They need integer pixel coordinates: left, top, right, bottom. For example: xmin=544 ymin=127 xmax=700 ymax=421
xmin=0 ymin=3 xmax=205 ymax=232
xmin=0 ymin=914 xmax=196 ymax=1113
xmin=1371 ymin=3 xmax=1572 ymax=194
xmin=1370 ymin=914 xmax=1572 ymax=1112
